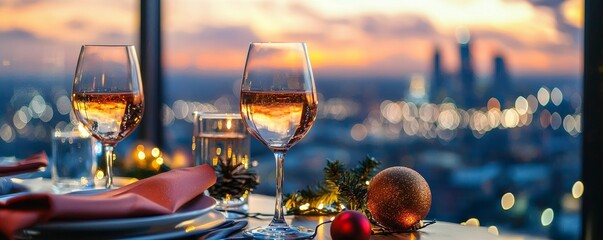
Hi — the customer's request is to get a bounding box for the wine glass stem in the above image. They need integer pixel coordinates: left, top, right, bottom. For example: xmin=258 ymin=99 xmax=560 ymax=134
xmin=270 ymin=150 xmax=288 ymax=227
xmin=104 ymin=144 xmax=115 ymax=189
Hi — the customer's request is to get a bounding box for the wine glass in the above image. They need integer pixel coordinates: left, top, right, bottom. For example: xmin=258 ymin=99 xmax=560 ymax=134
xmin=71 ymin=45 xmax=144 ymax=189
xmin=240 ymin=42 xmax=317 ymax=239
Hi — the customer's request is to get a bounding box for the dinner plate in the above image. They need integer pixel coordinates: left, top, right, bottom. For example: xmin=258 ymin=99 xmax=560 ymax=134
xmin=13 ymin=189 xmax=218 ymax=238
xmin=16 ymin=209 xmax=227 ymax=240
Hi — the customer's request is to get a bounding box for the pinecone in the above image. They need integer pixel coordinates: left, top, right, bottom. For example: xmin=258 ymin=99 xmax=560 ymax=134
xmin=208 ymin=156 xmax=260 ymax=199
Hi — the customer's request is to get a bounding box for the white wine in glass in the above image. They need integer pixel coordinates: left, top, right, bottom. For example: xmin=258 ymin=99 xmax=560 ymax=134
xmin=72 ymin=45 xmax=144 ymax=189
xmin=240 ymin=42 xmax=317 ymax=239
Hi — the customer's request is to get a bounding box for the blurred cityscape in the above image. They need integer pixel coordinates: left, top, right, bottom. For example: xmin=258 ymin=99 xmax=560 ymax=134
xmin=0 ymin=0 xmax=584 ymax=239
xmin=0 ymin=35 xmax=582 ymax=239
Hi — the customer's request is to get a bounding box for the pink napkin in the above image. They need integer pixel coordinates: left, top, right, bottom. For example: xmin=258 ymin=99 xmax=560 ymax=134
xmin=0 ymin=152 xmax=48 ymax=177
xmin=0 ymin=164 xmax=217 ymax=238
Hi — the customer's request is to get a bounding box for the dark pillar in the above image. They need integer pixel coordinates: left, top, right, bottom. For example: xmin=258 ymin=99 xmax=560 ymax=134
xmin=582 ymin=0 xmax=602 ymax=239
xmin=139 ymin=0 xmax=163 ymax=148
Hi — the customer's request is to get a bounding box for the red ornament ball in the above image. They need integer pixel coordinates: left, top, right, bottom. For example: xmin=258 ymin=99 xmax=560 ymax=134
xmin=330 ymin=210 xmax=371 ymax=240
xmin=367 ymin=166 xmax=431 ymax=231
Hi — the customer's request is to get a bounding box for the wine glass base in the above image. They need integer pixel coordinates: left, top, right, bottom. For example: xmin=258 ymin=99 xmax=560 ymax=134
xmin=243 ymin=225 xmax=314 ymax=239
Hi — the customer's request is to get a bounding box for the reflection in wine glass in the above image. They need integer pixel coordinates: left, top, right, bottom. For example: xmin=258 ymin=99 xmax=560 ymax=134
xmin=240 ymin=42 xmax=317 ymax=239
xmin=71 ymin=45 xmax=144 ymax=189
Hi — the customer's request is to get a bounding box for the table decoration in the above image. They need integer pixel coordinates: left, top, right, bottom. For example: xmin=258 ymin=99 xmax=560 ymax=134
xmin=0 ymin=152 xmax=48 ymax=177
xmin=192 ymin=112 xmax=259 ymax=213
xmin=0 ymin=165 xmax=216 ymax=238
xmin=367 ymin=166 xmax=432 ymax=231
xmin=285 ymin=156 xmax=437 ymax=238
xmin=330 ymin=210 xmax=371 ymax=240
xmin=284 ymin=156 xmax=381 ymax=216
xmin=209 ymin=155 xmax=259 ymax=207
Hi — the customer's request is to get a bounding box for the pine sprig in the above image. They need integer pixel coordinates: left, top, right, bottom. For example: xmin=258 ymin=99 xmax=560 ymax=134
xmin=352 ymin=155 xmax=380 ymax=182
xmin=338 ymin=171 xmax=367 ymax=211
xmin=284 ymin=155 xmax=381 ymax=215
xmin=324 ymin=160 xmax=345 ymax=182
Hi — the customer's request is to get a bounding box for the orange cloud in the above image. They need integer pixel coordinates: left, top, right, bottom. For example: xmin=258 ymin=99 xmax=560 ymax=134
xmin=1 ymin=0 xmax=582 ymax=79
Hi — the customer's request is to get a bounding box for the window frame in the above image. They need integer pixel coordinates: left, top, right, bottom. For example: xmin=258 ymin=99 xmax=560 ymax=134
xmin=139 ymin=1 xmax=596 ymax=238
xmin=581 ymin=0 xmax=601 ymax=239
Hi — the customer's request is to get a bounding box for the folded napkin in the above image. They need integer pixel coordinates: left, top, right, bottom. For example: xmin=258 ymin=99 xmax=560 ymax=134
xmin=0 ymin=165 xmax=217 ymax=238
xmin=0 ymin=152 xmax=48 ymax=177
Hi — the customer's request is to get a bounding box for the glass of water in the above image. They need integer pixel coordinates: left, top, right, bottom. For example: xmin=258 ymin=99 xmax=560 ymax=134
xmin=51 ymin=129 xmax=97 ymax=192
xmin=193 ymin=112 xmax=252 ymax=214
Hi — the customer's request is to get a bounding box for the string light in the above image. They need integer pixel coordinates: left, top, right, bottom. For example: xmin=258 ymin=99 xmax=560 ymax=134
xmin=151 ymin=147 xmax=161 ymax=158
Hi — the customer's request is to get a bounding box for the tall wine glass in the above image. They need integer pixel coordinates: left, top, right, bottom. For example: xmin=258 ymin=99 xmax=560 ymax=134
xmin=71 ymin=45 xmax=144 ymax=189
xmin=240 ymin=42 xmax=317 ymax=239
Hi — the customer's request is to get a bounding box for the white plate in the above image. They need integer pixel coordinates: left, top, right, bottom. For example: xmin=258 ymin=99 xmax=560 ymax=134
xmin=16 ymin=189 xmax=217 ymax=235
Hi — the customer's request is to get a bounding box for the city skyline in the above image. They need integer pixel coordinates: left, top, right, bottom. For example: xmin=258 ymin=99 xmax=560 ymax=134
xmin=0 ymin=0 xmax=583 ymax=79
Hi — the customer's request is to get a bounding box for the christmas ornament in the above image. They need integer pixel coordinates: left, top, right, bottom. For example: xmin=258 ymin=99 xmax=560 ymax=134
xmin=367 ymin=166 xmax=431 ymax=231
xmin=330 ymin=210 xmax=371 ymax=240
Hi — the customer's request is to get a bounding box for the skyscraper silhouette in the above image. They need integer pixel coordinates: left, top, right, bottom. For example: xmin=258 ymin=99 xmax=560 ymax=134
xmin=430 ymin=46 xmax=445 ymax=103
xmin=493 ymin=54 xmax=511 ymax=107
xmin=459 ymin=38 xmax=477 ymax=107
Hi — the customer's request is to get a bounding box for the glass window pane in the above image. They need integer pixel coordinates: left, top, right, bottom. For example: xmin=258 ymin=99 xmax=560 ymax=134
xmin=0 ymin=0 xmax=138 ymax=158
xmin=163 ymin=1 xmax=582 ymax=238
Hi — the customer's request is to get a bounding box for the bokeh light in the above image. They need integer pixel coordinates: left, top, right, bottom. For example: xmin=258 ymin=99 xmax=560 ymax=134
xmin=550 ymin=87 xmax=563 ymax=106
xmin=526 ymin=94 xmax=539 ymax=114
xmin=501 ymin=109 xmax=519 ymax=128
xmin=550 ymin=112 xmax=562 ymax=130
xmin=572 ymin=181 xmax=584 ymax=199
xmin=0 ymin=124 xmax=15 ymax=143
xmin=501 ymin=192 xmax=515 ymax=210
xmin=515 ymin=96 xmax=529 ymax=115
xmin=351 ymin=124 xmax=368 ymax=141
xmin=487 ymin=226 xmax=499 ymax=236
xmin=56 ymin=95 xmax=72 ymax=115
xmin=540 ymin=208 xmax=554 ymax=226
xmin=487 ymin=98 xmax=501 ymax=110
xmin=464 ymin=218 xmax=480 ymax=227
xmin=537 ymin=87 xmax=550 ymax=106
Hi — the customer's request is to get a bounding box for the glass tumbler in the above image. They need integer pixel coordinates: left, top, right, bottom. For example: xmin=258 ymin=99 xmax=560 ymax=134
xmin=51 ymin=129 xmax=97 ymax=192
xmin=193 ymin=112 xmax=251 ymax=213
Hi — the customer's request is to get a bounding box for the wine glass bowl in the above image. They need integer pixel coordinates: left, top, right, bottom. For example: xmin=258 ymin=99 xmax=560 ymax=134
xmin=240 ymin=91 xmax=317 ymax=151
xmin=71 ymin=45 xmax=144 ymax=189
xmin=240 ymin=42 xmax=317 ymax=239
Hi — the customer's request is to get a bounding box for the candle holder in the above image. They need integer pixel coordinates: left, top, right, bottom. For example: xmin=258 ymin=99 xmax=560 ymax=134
xmin=192 ymin=112 xmax=256 ymax=216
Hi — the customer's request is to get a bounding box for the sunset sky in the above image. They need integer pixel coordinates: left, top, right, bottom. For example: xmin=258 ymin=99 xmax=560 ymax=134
xmin=0 ymin=0 xmax=583 ymax=79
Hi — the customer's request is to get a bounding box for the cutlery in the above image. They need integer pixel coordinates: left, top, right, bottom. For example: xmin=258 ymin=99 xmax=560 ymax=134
xmin=199 ymin=221 xmax=248 ymax=240
xmin=116 ymin=220 xmax=236 ymax=240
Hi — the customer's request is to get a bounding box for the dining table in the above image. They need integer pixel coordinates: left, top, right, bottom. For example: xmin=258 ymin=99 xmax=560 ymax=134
xmin=6 ymin=177 xmax=540 ymax=240
xmin=238 ymin=195 xmax=539 ymax=240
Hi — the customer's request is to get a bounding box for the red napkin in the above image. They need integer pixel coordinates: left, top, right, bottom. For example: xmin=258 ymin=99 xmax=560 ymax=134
xmin=0 ymin=164 xmax=217 ymax=238
xmin=0 ymin=152 xmax=48 ymax=177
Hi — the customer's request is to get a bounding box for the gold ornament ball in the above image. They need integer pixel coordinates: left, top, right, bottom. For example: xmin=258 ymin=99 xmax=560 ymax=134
xmin=367 ymin=166 xmax=432 ymax=231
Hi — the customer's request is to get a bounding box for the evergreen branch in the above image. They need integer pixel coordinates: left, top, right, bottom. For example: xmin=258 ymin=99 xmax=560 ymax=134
xmin=284 ymin=155 xmax=381 ymax=216
xmin=324 ymin=160 xmax=345 ymax=183
xmin=352 ymin=155 xmax=381 ymax=182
